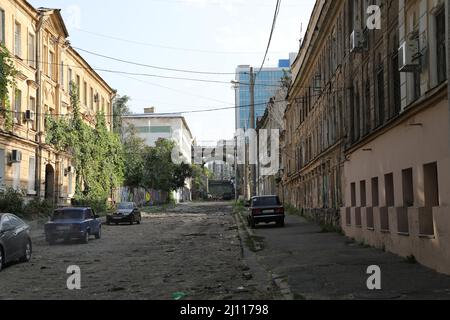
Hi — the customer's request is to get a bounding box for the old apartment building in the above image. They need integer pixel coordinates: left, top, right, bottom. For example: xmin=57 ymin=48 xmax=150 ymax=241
xmin=284 ymin=0 xmax=450 ymax=274
xmin=0 ymin=0 xmax=114 ymax=203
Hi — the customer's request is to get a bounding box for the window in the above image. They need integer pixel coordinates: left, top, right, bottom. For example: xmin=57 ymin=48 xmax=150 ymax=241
xmin=60 ymin=62 xmax=64 ymax=88
xmin=68 ymin=170 xmax=73 ymax=195
xmin=350 ymin=183 xmax=356 ymax=207
xmin=424 ymin=162 xmax=439 ymax=208
xmin=14 ymin=21 xmax=21 ymax=57
xmin=28 ymin=157 xmax=36 ymax=194
xmin=29 ymin=97 xmax=36 ymax=129
xmin=46 ymin=51 xmax=53 ymax=79
xmin=83 ymin=82 xmax=87 ymax=106
xmin=28 ymin=33 xmax=35 ymax=68
xmin=371 ymin=177 xmax=379 ymax=207
xmin=0 ymin=9 xmax=4 ymax=44
xmin=12 ymin=162 xmax=20 ymax=190
xmin=90 ymin=87 xmax=94 ymax=110
xmin=384 ymin=173 xmax=395 ymax=207
xmin=76 ymin=75 xmax=81 ymax=97
xmin=402 ymin=168 xmax=414 ymax=207
xmin=14 ymin=89 xmax=22 ymax=123
xmin=360 ymin=180 xmax=367 ymax=207
xmin=436 ymin=9 xmax=447 ymax=84
xmin=376 ymin=65 xmax=385 ymax=127
xmin=68 ymin=68 xmax=73 ymax=92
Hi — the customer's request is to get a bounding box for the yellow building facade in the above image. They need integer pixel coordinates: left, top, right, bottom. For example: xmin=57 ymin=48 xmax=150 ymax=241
xmin=0 ymin=0 xmax=114 ymax=203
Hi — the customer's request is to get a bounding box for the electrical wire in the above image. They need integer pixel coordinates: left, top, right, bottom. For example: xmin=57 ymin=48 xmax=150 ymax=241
xmin=73 ymin=28 xmax=285 ymax=55
xmin=73 ymin=47 xmax=238 ymax=75
xmin=257 ymin=0 xmax=281 ymax=74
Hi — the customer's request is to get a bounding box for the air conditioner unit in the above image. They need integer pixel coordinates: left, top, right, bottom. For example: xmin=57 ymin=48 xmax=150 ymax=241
xmin=350 ymin=30 xmax=365 ymax=53
xmin=398 ymin=40 xmax=420 ymax=72
xmin=10 ymin=150 xmax=22 ymax=163
xmin=24 ymin=110 xmax=35 ymax=122
xmin=64 ymin=166 xmax=74 ymax=176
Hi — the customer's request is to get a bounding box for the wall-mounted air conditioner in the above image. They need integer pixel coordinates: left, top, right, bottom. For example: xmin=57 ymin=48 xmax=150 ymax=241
xmin=24 ymin=110 xmax=35 ymax=122
xmin=398 ymin=39 xmax=420 ymax=72
xmin=350 ymin=30 xmax=365 ymax=53
xmin=64 ymin=166 xmax=74 ymax=176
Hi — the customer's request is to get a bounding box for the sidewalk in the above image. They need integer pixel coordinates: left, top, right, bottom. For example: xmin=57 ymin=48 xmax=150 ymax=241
xmin=248 ymin=213 xmax=450 ymax=300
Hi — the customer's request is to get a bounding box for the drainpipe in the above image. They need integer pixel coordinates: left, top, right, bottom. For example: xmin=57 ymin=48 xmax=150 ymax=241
xmin=34 ymin=11 xmax=46 ymax=199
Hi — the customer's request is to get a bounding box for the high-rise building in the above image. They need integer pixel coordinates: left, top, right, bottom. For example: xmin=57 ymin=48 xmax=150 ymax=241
xmin=234 ymin=60 xmax=290 ymax=130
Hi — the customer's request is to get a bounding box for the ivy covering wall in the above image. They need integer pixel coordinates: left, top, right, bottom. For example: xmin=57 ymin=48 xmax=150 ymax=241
xmin=46 ymin=83 xmax=124 ymax=207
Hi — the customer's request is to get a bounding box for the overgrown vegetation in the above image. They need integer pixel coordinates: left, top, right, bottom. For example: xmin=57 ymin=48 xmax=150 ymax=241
xmin=0 ymin=44 xmax=17 ymax=131
xmin=46 ymin=83 xmax=124 ymax=211
xmin=0 ymin=188 xmax=55 ymax=218
xmin=120 ymin=120 xmax=193 ymax=200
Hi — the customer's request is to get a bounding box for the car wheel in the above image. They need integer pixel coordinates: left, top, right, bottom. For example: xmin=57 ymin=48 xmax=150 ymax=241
xmin=20 ymin=240 xmax=32 ymax=263
xmin=82 ymin=231 xmax=89 ymax=244
xmin=250 ymin=219 xmax=256 ymax=229
xmin=95 ymin=227 xmax=101 ymax=239
xmin=277 ymin=220 xmax=285 ymax=228
xmin=130 ymin=217 xmax=134 ymax=225
xmin=0 ymin=247 xmax=4 ymax=272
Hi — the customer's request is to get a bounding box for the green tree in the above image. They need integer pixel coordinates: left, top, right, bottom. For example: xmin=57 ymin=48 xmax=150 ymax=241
xmin=142 ymin=139 xmax=193 ymax=194
xmin=112 ymin=95 xmax=131 ymax=134
xmin=0 ymin=44 xmax=17 ymax=131
xmin=122 ymin=124 xmax=146 ymax=192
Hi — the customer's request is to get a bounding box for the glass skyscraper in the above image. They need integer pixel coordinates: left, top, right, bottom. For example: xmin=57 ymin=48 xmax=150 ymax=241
xmin=235 ymin=59 xmax=290 ymax=130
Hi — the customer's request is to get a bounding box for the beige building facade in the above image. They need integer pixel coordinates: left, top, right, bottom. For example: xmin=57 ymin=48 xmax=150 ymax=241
xmin=0 ymin=0 xmax=114 ymax=203
xmin=284 ymin=0 xmax=450 ymax=274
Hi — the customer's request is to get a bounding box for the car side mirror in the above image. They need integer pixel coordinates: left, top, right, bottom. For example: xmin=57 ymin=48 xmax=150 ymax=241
xmin=94 ymin=215 xmax=100 ymax=219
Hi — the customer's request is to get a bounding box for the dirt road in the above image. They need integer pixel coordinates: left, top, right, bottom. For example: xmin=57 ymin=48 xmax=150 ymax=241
xmin=0 ymin=202 xmax=275 ymax=300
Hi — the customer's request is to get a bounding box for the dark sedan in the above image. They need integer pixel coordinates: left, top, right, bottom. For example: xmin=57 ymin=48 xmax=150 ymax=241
xmin=0 ymin=213 xmax=32 ymax=272
xmin=106 ymin=202 xmax=142 ymax=225
xmin=246 ymin=196 xmax=285 ymax=228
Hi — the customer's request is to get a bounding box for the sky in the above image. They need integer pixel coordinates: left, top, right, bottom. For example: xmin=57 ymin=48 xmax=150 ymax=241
xmin=29 ymin=0 xmax=315 ymax=145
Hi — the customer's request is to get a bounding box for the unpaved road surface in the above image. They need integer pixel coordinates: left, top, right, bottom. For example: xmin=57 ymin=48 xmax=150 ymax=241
xmin=0 ymin=202 xmax=275 ymax=300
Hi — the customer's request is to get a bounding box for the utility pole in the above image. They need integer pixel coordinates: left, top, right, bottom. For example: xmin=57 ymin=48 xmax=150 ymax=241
xmin=249 ymin=67 xmax=256 ymax=198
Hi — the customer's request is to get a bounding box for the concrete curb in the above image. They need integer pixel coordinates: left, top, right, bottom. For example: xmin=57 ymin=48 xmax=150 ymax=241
xmin=233 ymin=208 xmax=294 ymax=300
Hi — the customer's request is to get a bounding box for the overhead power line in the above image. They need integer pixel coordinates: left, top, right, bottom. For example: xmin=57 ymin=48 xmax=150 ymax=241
xmin=73 ymin=28 xmax=285 ymax=55
xmin=257 ymin=0 xmax=282 ymax=74
xmin=73 ymin=47 xmax=238 ymax=75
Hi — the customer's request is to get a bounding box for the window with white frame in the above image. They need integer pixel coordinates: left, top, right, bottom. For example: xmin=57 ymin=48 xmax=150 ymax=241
xmin=28 ymin=33 xmax=35 ymax=68
xmin=14 ymin=89 xmax=22 ymax=123
xmin=0 ymin=9 xmax=5 ymax=44
xmin=14 ymin=21 xmax=21 ymax=57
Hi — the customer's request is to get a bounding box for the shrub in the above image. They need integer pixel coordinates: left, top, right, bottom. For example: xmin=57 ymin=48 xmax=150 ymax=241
xmin=0 ymin=188 xmax=25 ymax=214
xmin=71 ymin=195 xmax=108 ymax=215
xmin=23 ymin=198 xmax=55 ymax=218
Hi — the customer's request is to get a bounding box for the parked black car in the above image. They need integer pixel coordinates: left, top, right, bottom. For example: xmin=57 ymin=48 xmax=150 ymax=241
xmin=106 ymin=202 xmax=142 ymax=225
xmin=0 ymin=213 xmax=32 ymax=272
xmin=246 ymin=196 xmax=285 ymax=228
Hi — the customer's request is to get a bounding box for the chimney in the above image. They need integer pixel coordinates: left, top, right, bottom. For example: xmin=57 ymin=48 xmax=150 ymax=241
xmin=144 ymin=107 xmax=155 ymax=114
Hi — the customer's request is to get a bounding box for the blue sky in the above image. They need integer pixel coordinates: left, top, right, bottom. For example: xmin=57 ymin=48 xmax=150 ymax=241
xmin=29 ymin=0 xmax=315 ymax=144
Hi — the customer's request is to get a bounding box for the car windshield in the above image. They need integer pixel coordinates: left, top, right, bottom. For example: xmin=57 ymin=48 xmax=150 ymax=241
xmin=52 ymin=210 xmax=84 ymax=221
xmin=252 ymin=197 xmax=281 ymax=207
xmin=118 ymin=203 xmax=134 ymax=210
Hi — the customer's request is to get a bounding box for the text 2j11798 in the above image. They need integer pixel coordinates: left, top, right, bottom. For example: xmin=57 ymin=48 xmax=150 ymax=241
xmin=223 ymin=304 xmax=269 ymax=317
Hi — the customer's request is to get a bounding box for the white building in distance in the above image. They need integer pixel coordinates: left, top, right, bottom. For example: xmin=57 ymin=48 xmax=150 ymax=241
xmin=122 ymin=108 xmax=194 ymax=202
